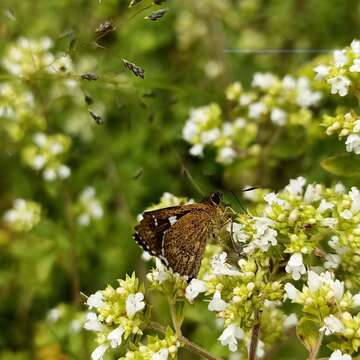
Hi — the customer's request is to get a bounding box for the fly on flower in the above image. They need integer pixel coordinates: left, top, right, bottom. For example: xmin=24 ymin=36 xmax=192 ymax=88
xmin=134 ymin=192 xmax=231 ymax=279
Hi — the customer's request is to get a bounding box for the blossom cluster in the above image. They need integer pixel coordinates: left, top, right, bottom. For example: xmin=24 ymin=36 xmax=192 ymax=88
xmin=314 ymin=40 xmax=360 ymax=98
xmin=0 ymin=82 xmax=46 ymax=141
xmin=22 ymin=132 xmax=71 ymax=181
xmin=76 ymin=187 xmax=104 ymax=227
xmin=2 ymin=37 xmax=73 ymax=78
xmin=182 ymin=72 xmax=322 ymax=165
xmin=3 ymin=198 xmax=41 ymax=232
xmin=323 ymin=111 xmax=360 ymax=155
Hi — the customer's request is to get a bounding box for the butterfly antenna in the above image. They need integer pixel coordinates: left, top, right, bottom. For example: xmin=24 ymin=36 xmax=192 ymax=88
xmin=230 ymin=190 xmax=248 ymax=214
xmin=174 ymin=151 xmax=205 ymax=196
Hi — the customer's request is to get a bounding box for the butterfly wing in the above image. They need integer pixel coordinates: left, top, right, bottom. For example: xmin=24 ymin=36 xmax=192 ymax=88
xmin=134 ymin=206 xmax=194 ymax=257
xmin=163 ymin=209 xmax=212 ymax=279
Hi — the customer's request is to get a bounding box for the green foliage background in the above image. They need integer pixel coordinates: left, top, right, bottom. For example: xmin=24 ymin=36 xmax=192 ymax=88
xmin=0 ymin=0 xmax=360 ymax=359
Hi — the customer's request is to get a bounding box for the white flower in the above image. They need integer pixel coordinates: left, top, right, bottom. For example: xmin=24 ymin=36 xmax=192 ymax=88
xmin=47 ymin=308 xmax=62 ymax=322
xmin=86 ymin=291 xmax=105 ymax=309
xmin=284 ymin=283 xmax=301 ymax=301
xmin=314 ymin=65 xmax=330 ymax=80
xmin=185 ymin=279 xmax=207 ymax=302
xmin=33 ymin=133 xmax=47 ymax=147
xmin=148 ymin=258 xmax=171 ymax=284
xmin=152 ymin=348 xmax=169 ymax=360
xmin=270 ymin=108 xmax=287 ymax=126
xmin=341 ymin=209 xmax=353 ymax=219
xmin=329 ymin=350 xmax=352 ymax=360
xmin=91 ymin=344 xmax=109 ymax=360
xmin=285 ymin=253 xmax=306 ymax=280
xmin=349 ymin=187 xmax=360 ymax=212
xmin=84 ymin=312 xmax=105 ymax=332
xmin=303 ymin=184 xmax=322 ymax=203
xmin=333 ymin=50 xmax=348 ymax=68
xmin=43 ymin=168 xmax=57 ymax=181
xmin=264 ymin=192 xmax=286 ymax=206
xmin=351 ymin=39 xmax=360 ymax=54
xmin=201 ymin=128 xmax=221 ymax=144
xmin=345 ymin=134 xmax=360 ymax=154
xmin=218 ymin=324 xmax=244 ymax=352
xmin=107 ymin=325 xmax=124 ymax=348
xmin=324 ymin=254 xmax=341 ymax=269
xmin=307 ymin=271 xmax=344 ymax=300
xmin=328 ymin=76 xmax=350 ymax=97
xmin=335 ymin=182 xmax=346 ymax=194
xmin=321 ymin=217 xmax=338 ymax=228
xmin=318 ymin=199 xmax=334 ymax=213
xmin=78 ymin=213 xmax=90 ymax=226
xmin=285 ymin=177 xmax=306 ymax=195
xmin=352 ymin=293 xmax=360 ymax=307
xmin=353 ymin=120 xmax=360 ymax=133
xmin=244 ymin=217 xmax=277 ymax=253
xmin=58 ymin=164 xmax=71 ymax=179
xmin=189 ymin=144 xmax=204 ymax=157
xmin=350 ymin=58 xmax=360 ymax=72
xmin=211 ymin=252 xmax=240 ymax=276
xmin=248 ymin=102 xmax=267 ymax=119
xmin=208 ymin=290 xmax=228 ymax=312
xmin=252 ymin=72 xmax=277 ymax=89
xmin=125 ymin=292 xmax=145 ymax=317
xmin=32 ymin=155 xmax=46 ymax=170
xmin=217 ymin=147 xmax=237 ymax=164
xmin=320 ymin=315 xmax=344 ymax=335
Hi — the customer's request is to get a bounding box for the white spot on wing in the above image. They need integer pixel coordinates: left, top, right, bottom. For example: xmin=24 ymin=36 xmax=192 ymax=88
xmin=168 ymin=216 xmax=177 ymax=225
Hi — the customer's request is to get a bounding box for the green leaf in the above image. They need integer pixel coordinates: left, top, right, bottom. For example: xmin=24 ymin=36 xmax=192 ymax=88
xmin=321 ymin=153 xmax=360 ymax=177
xmin=296 ymin=318 xmax=320 ymax=353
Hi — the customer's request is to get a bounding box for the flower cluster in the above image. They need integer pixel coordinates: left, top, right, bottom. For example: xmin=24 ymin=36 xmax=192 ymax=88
xmin=2 ymin=37 xmax=73 ymax=78
xmin=323 ymin=111 xmax=360 ymax=154
xmin=314 ymin=40 xmax=360 ymax=98
xmin=84 ymin=274 xmax=147 ymax=360
xmin=0 ymin=82 xmax=45 ymax=141
xmin=3 ymin=198 xmax=41 ymax=232
xmin=76 ymin=187 xmax=103 ymax=226
xmin=22 ymin=132 xmax=71 ymax=181
xmin=183 ymin=72 xmax=322 ymax=165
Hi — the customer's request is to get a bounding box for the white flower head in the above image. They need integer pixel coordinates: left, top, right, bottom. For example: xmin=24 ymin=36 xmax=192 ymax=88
xmin=185 ymin=279 xmax=207 ymax=302
xmin=350 ymin=58 xmax=360 ymax=72
xmin=107 ymin=325 xmax=124 ymax=348
xmin=320 ymin=315 xmax=344 ymax=335
xmin=285 ymin=177 xmax=306 ymax=196
xmin=91 ymin=344 xmax=109 ymax=360
xmin=208 ymin=290 xmax=228 ymax=312
xmin=218 ymin=324 xmax=244 ymax=352
xmin=285 ymin=253 xmax=306 ymax=280
xmin=318 ymin=199 xmax=334 ymax=213
xmin=333 ymin=50 xmax=348 ymax=68
xmin=211 ymin=252 xmax=240 ymax=276
xmin=217 ymin=147 xmax=237 ymax=164
xmin=349 ymin=187 xmax=360 ymax=212
xmin=351 ymin=39 xmax=360 ymax=54
xmin=152 ymin=348 xmax=169 ymax=360
xmin=328 ymin=76 xmax=350 ymax=97
xmin=329 ymin=350 xmax=352 ymax=360
xmin=314 ymin=65 xmax=330 ymax=80
xmin=270 ymin=108 xmax=287 ymax=126
xmin=284 ymin=283 xmax=301 ymax=302
xmin=252 ymin=72 xmax=277 ymax=89
xmin=86 ymin=291 xmax=105 ymax=309
xmin=346 ymin=134 xmax=360 ymax=154
xmin=189 ymin=144 xmax=204 ymax=157
xmin=125 ymin=292 xmax=145 ymax=317
xmin=84 ymin=312 xmax=105 ymax=332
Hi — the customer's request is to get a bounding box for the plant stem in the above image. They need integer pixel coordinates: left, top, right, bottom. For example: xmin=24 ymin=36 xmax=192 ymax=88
xmin=147 ymin=321 xmax=223 ymax=360
xmin=249 ymin=311 xmax=261 ymax=360
xmin=168 ymin=298 xmax=182 ymax=336
xmin=309 ymin=330 xmax=324 ymax=360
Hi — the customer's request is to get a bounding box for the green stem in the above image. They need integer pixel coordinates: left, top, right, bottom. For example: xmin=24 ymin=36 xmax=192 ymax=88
xmin=168 ymin=298 xmax=182 ymax=336
xmin=308 ymin=330 xmax=324 ymax=360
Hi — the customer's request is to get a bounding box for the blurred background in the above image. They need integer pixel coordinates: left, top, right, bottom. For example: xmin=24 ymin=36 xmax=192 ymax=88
xmin=0 ymin=0 xmax=360 ymax=359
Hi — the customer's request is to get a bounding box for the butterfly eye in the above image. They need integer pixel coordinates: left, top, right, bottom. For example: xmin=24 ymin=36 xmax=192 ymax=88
xmin=210 ymin=191 xmax=222 ymax=205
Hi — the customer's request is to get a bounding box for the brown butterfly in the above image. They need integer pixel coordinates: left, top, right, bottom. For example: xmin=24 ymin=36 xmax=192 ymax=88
xmin=134 ymin=192 xmax=229 ymax=279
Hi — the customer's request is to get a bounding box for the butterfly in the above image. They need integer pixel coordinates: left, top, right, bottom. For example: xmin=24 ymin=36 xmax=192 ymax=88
xmin=133 ymin=192 xmax=229 ymax=279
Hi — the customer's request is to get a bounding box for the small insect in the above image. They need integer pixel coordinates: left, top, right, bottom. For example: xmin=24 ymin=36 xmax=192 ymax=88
xmin=122 ymin=59 xmax=145 ymax=79
xmin=134 ymin=192 xmax=230 ymax=279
